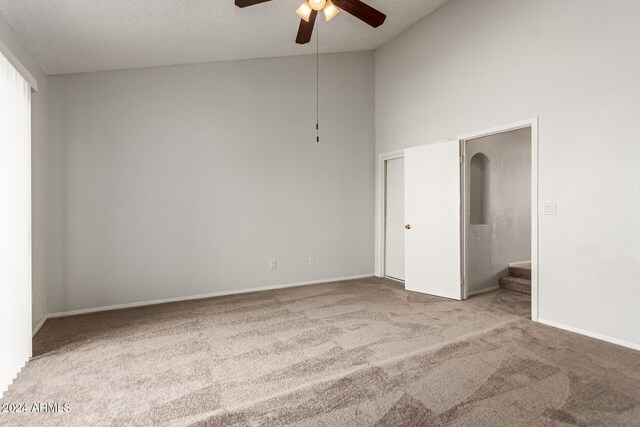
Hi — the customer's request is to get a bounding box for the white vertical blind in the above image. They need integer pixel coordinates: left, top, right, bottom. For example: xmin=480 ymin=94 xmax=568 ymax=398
xmin=0 ymin=50 xmax=31 ymax=395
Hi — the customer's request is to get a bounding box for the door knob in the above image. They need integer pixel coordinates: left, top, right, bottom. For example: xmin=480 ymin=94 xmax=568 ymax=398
xmin=405 ymin=224 xmax=411 ymax=230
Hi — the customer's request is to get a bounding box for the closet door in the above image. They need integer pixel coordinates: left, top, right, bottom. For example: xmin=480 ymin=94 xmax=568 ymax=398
xmin=404 ymin=140 xmax=462 ymax=300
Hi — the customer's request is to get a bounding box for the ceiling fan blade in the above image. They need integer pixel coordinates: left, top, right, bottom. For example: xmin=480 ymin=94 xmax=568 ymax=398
xmin=235 ymin=0 xmax=271 ymax=7
xmin=332 ymin=0 xmax=386 ymax=28
xmin=295 ymin=10 xmax=318 ymax=45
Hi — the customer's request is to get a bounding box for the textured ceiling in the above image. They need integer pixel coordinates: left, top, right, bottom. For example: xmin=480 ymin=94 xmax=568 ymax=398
xmin=0 ymin=0 xmax=448 ymax=75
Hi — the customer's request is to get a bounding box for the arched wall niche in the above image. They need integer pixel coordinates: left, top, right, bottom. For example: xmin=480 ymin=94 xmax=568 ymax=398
xmin=470 ymin=152 xmax=490 ymax=225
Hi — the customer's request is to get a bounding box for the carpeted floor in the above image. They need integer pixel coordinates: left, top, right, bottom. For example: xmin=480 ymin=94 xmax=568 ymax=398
xmin=1 ymin=277 xmax=639 ymax=426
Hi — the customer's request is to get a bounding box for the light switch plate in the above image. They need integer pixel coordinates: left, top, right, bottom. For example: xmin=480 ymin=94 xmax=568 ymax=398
xmin=543 ymin=203 xmax=557 ymax=215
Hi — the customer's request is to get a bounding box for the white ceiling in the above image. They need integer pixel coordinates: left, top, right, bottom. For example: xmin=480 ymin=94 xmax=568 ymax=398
xmin=0 ymin=0 xmax=447 ymax=75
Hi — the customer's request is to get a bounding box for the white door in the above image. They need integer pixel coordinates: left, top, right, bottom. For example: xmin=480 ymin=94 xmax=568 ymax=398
xmin=404 ymin=140 xmax=462 ymax=300
xmin=385 ymin=157 xmax=405 ymax=280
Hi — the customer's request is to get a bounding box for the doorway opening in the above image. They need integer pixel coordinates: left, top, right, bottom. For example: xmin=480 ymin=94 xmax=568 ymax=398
xmin=383 ymin=156 xmax=405 ymax=281
xmin=375 ymin=119 xmax=538 ymax=319
xmin=460 ymin=120 xmax=538 ymax=320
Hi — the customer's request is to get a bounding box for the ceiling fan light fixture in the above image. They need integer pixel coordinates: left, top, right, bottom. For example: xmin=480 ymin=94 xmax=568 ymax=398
xmin=323 ymin=0 xmax=340 ymax=22
xmin=309 ymin=0 xmax=326 ymax=11
xmin=296 ymin=1 xmax=313 ymax=22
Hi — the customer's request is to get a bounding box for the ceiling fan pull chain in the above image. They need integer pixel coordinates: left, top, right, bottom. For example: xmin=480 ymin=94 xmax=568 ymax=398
xmin=316 ymin=18 xmax=320 ymax=143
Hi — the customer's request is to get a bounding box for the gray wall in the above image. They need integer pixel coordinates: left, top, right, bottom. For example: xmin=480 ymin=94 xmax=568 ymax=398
xmin=48 ymin=51 xmax=376 ymax=314
xmin=465 ymin=128 xmax=531 ymax=294
xmin=0 ymin=13 xmax=48 ymax=331
xmin=376 ymin=0 xmax=640 ymax=346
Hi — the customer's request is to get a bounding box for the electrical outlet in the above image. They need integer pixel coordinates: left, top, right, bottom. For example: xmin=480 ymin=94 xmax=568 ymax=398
xmin=269 ymin=259 xmax=277 ymax=271
xmin=308 ymin=256 xmax=314 ymax=266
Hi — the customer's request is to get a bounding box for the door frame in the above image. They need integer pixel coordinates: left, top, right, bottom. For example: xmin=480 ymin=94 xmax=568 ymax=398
xmin=375 ymin=150 xmax=404 ymax=278
xmin=458 ymin=117 xmax=539 ymax=321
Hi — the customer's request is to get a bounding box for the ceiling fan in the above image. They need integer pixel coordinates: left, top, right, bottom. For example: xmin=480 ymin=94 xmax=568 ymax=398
xmin=235 ymin=0 xmax=387 ymax=44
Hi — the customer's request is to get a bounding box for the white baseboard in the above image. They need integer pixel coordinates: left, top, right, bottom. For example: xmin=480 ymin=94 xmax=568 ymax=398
xmin=47 ymin=274 xmax=374 ymax=319
xmin=468 ymin=285 xmax=500 ymax=296
xmin=538 ymin=318 xmax=640 ymax=351
xmin=32 ymin=315 xmax=48 ymax=337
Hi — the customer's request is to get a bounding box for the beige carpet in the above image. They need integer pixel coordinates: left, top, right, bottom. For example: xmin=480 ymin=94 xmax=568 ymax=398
xmin=1 ymin=277 xmax=639 ymax=426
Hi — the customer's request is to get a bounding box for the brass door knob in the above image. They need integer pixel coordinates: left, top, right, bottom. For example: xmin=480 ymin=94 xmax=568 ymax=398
xmin=405 ymin=224 xmax=411 ymax=230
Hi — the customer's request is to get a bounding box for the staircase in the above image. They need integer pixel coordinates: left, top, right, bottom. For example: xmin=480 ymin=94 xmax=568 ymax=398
xmin=499 ymin=261 xmax=531 ymax=295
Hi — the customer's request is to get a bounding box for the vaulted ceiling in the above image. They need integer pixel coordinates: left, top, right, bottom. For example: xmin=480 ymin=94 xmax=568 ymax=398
xmin=0 ymin=0 xmax=447 ymax=75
